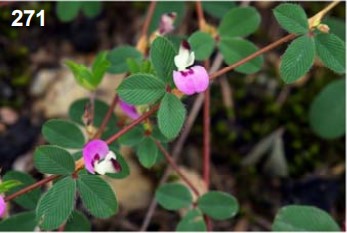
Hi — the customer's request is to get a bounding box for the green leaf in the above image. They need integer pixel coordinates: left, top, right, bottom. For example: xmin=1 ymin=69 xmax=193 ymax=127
xmin=315 ymin=33 xmax=345 ymax=73
xmin=77 ymin=174 xmax=118 ymax=218
xmin=105 ymin=152 xmax=130 ymax=179
xmin=0 ymin=211 xmax=36 ymax=231
xmin=218 ymin=7 xmax=261 ymax=38
xmin=148 ymin=2 xmax=186 ymax=33
xmin=0 ymin=180 xmax=21 ymax=193
xmin=117 ymin=74 xmax=166 ymax=105
xmin=324 ymin=17 xmax=345 ymax=41
xmin=176 ymin=209 xmax=207 ymax=231
xmin=56 ymin=2 xmax=81 ymax=22
xmin=151 ymin=126 xmax=170 ymax=143
xmin=107 ymin=46 xmax=143 ymax=74
xmin=65 ymin=211 xmax=91 ymax=231
xmin=273 ymin=3 xmax=309 ymax=34
xmin=202 ymin=2 xmax=236 ymax=19
xmin=34 ymin=145 xmax=75 ymax=175
xmin=197 ymin=191 xmax=239 ymax=220
xmin=65 ymin=60 xmax=95 ymax=90
xmin=272 ymin=205 xmax=340 ymax=231
xmin=155 ymin=183 xmax=192 ymax=210
xmin=3 ymin=171 xmax=40 ymax=210
xmin=42 ymin=119 xmax=86 ymax=149
xmin=91 ymin=51 xmax=111 ymax=86
xmin=81 ymin=2 xmax=102 ymax=18
xmin=137 ymin=137 xmax=158 ymax=168
xmin=150 ymin=36 xmax=176 ymax=84
xmin=36 ymin=177 xmax=76 ymax=230
xmin=188 ymin=32 xmax=215 ymax=61
xmin=280 ymin=35 xmax=315 ymax=83
xmin=309 ymin=79 xmax=345 ymax=139
xmin=219 ymin=37 xmax=263 ymax=74
xmin=69 ymin=98 xmax=117 ymax=129
xmin=157 ymin=93 xmax=186 ymax=140
xmin=118 ymin=126 xmax=144 ymax=146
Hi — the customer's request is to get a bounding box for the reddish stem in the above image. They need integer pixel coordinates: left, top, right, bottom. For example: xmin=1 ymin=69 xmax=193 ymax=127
xmin=105 ymin=105 xmax=159 ymax=145
xmin=203 ymin=88 xmax=210 ymax=189
xmin=195 ymin=0 xmax=205 ymax=29
xmin=4 ymin=175 xmax=59 ymax=202
xmin=210 ymin=34 xmax=297 ymax=79
xmin=141 ymin=1 xmax=157 ymax=37
xmin=154 ymin=140 xmax=200 ymax=197
xmin=93 ymin=95 xmax=119 ymax=139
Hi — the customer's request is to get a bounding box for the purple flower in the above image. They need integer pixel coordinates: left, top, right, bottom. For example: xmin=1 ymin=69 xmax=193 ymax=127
xmin=0 ymin=196 xmax=6 ymax=218
xmin=173 ymin=41 xmax=209 ymax=95
xmin=119 ymin=99 xmax=140 ymax=120
xmin=158 ymin=12 xmax=176 ymax=35
xmin=83 ymin=139 xmax=121 ymax=175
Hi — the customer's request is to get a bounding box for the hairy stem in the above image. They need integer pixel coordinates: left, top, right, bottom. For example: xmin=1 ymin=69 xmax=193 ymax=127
xmin=93 ymin=95 xmax=119 ymax=139
xmin=154 ymin=140 xmax=200 ymax=197
xmin=4 ymin=175 xmax=59 ymax=202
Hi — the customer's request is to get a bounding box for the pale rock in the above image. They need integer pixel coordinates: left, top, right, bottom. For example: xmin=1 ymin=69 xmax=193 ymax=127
xmin=103 ymin=147 xmax=153 ymax=212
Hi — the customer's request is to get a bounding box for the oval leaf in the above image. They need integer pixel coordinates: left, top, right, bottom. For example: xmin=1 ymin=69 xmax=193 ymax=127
xmin=42 ymin=119 xmax=86 ymax=149
xmin=137 ymin=137 xmax=158 ymax=168
xmin=118 ymin=126 xmax=144 ymax=146
xmin=202 ymin=2 xmax=236 ymax=19
xmin=56 ymin=2 xmax=81 ymax=22
xmin=77 ymin=174 xmax=118 ymax=218
xmin=81 ymin=2 xmax=102 ymax=18
xmin=0 ymin=211 xmax=36 ymax=231
xmin=36 ymin=177 xmax=76 ymax=230
xmin=155 ymin=183 xmax=192 ymax=210
xmin=280 ymin=35 xmax=315 ymax=83
xmin=34 ymin=145 xmax=75 ymax=175
xmin=188 ymin=31 xmax=215 ymax=61
xmin=218 ymin=7 xmax=261 ymax=38
xmin=309 ymin=79 xmax=345 ymax=139
xmin=273 ymin=3 xmax=309 ymax=34
xmin=197 ymin=191 xmax=239 ymax=220
xmin=107 ymin=46 xmax=143 ymax=74
xmin=176 ymin=209 xmax=207 ymax=231
xmin=158 ymin=93 xmax=186 ymax=140
xmin=117 ymin=74 xmax=166 ymax=105
xmin=65 ymin=210 xmax=91 ymax=231
xmin=3 ymin=171 xmax=40 ymax=210
xmin=219 ymin=37 xmax=264 ymax=74
xmin=272 ymin=205 xmax=340 ymax=231
xmin=150 ymin=36 xmax=176 ymax=84
xmin=315 ymin=33 xmax=345 ymax=74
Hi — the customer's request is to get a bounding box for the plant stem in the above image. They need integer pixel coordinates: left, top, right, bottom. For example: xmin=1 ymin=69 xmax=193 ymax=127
xmin=195 ymin=0 xmax=205 ymax=29
xmin=93 ymin=95 xmax=119 ymax=139
xmin=105 ymin=105 xmax=159 ymax=145
xmin=4 ymin=175 xmax=59 ymax=202
xmin=141 ymin=1 xmax=157 ymax=37
xmin=203 ymin=88 xmax=210 ymax=189
xmin=210 ymin=33 xmax=297 ymax=80
xmin=154 ymin=140 xmax=200 ymax=197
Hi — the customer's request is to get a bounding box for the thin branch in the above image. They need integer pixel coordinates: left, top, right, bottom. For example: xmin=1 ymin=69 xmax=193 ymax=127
xmin=154 ymin=140 xmax=200 ymax=197
xmin=93 ymin=95 xmax=119 ymax=139
xmin=210 ymin=34 xmax=297 ymax=80
xmin=4 ymin=175 xmax=59 ymax=202
xmin=203 ymin=88 xmax=210 ymax=189
xmin=105 ymin=105 xmax=159 ymax=145
xmin=195 ymin=1 xmax=205 ymax=29
xmin=141 ymin=1 xmax=157 ymax=37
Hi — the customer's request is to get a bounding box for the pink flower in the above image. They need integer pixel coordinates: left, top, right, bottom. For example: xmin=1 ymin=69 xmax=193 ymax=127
xmin=119 ymin=99 xmax=139 ymax=120
xmin=0 ymin=196 xmax=6 ymax=218
xmin=173 ymin=41 xmax=209 ymax=95
xmin=158 ymin=12 xmax=176 ymax=35
xmin=83 ymin=139 xmax=121 ymax=175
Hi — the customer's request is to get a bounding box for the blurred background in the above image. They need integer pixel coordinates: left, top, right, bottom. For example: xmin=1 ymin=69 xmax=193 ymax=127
xmin=0 ymin=1 xmax=345 ymax=231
